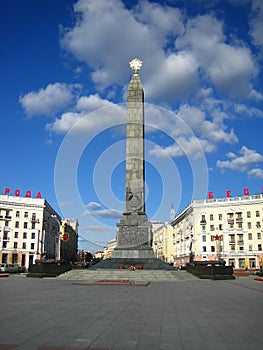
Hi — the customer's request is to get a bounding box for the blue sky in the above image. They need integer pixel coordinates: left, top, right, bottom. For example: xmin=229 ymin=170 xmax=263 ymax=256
xmin=1 ymin=0 xmax=263 ymax=251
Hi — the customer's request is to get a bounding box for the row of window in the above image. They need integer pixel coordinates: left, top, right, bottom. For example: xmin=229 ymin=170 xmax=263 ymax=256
xmin=201 ymin=232 xmax=262 ymax=242
xmin=0 ymin=210 xmax=38 ymax=219
xmin=14 ymin=221 xmax=37 ymax=229
xmin=3 ymin=231 xmax=37 ymax=240
xmin=201 ymin=222 xmax=261 ymax=231
xmin=201 ymin=210 xmax=261 ymax=222
xmin=202 ymin=244 xmax=262 ymax=252
xmin=2 ymin=242 xmax=35 ymax=250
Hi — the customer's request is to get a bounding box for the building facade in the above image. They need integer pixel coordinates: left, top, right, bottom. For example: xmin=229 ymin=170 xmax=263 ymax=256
xmin=103 ymin=239 xmax=117 ymax=260
xmin=171 ymin=193 xmax=263 ymax=269
xmin=0 ymin=193 xmax=61 ymax=269
xmin=60 ymin=219 xmax=78 ymax=263
xmin=152 ymin=222 xmax=174 ymax=263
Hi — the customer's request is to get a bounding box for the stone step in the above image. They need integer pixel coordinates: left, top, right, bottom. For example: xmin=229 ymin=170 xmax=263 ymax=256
xmin=57 ymin=268 xmax=199 ymax=281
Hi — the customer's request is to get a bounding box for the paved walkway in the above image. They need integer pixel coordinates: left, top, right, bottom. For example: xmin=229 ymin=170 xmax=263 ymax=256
xmin=0 ymin=273 xmax=262 ymax=350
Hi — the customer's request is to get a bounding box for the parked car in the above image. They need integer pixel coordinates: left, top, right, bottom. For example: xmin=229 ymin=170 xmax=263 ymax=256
xmin=0 ymin=263 xmax=20 ymax=273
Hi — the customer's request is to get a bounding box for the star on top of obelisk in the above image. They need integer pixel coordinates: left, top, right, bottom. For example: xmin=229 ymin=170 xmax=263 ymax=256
xmin=129 ymin=58 xmax=143 ymax=74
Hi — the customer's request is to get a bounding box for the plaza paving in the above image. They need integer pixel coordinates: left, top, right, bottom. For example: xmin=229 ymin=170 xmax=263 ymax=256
xmin=0 ymin=270 xmax=262 ymax=350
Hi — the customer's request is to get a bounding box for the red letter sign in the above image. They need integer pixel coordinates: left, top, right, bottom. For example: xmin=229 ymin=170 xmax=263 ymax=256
xmin=36 ymin=192 xmax=42 ymax=198
xmin=15 ymin=189 xmax=20 ymax=197
xmin=208 ymin=192 xmax=213 ymax=199
xmin=244 ymin=188 xmax=249 ymax=196
xmin=25 ymin=190 xmax=31 ymax=198
xmin=4 ymin=188 xmax=10 ymax=195
xmin=226 ymin=190 xmax=231 ymax=198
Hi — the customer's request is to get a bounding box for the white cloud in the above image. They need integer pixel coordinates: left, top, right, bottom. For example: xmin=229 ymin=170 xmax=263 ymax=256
xmin=83 ymin=208 xmax=122 ymax=219
xmin=248 ymin=168 xmax=263 ymax=179
xmin=150 ymin=136 xmax=215 ymax=159
xmin=46 ymin=94 xmax=125 ymax=134
xmin=19 ymin=83 xmax=81 ymax=116
xmin=250 ymin=0 xmax=263 ymax=51
xmin=175 ymin=14 xmax=257 ymax=98
xmin=217 ymin=146 xmax=263 ymax=171
xmin=86 ymin=201 xmax=102 ymax=210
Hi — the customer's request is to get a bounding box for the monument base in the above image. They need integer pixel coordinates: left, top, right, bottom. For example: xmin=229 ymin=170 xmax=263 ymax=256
xmin=90 ymin=256 xmax=174 ymax=270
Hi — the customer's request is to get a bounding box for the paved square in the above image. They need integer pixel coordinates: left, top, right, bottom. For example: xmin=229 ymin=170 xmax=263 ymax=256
xmin=0 ymin=275 xmax=262 ymax=349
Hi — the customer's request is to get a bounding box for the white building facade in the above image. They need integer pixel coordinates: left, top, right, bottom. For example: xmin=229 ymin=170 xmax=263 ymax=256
xmin=171 ymin=193 xmax=263 ymax=269
xmin=0 ymin=193 xmax=61 ymax=269
xmin=152 ymin=222 xmax=174 ymax=263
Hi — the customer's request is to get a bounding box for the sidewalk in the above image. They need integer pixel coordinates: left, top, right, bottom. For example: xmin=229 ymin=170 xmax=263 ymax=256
xmin=0 ymin=275 xmax=262 ymax=350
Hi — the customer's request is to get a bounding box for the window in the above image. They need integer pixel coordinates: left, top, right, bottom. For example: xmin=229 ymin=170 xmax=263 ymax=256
xmin=30 ymin=243 xmax=35 ymax=250
xmin=257 ymin=232 xmax=261 ymax=240
xmin=239 ymin=246 xmax=244 ymax=251
xmin=211 ymin=236 xmax=214 ymax=242
xmin=256 ymin=211 xmax=260 ymax=217
xmin=5 ymin=221 xmax=9 ymax=227
xmin=202 ymin=225 xmax=206 ymax=231
xmin=31 ymin=232 xmax=35 ymax=239
xmin=210 ymin=214 xmax=214 ymax=221
xmin=23 ymin=232 xmax=27 ymax=239
xmin=249 ymin=244 xmax=253 ymax=251
xmin=256 ymin=222 xmax=261 ymax=228
xmin=24 ymin=222 xmax=28 ymax=229
xmin=230 ymin=245 xmax=235 ymax=251
xmin=2 ymin=241 xmax=7 ymax=248
xmin=237 ymin=223 xmax=242 ymax=229
xmin=22 ymin=242 xmax=26 ymax=249
xmin=211 ymin=246 xmax=215 ymax=252
xmin=202 ymin=215 xmax=205 ymax=221
xmin=210 ymin=225 xmax=215 ymax=231
xmin=16 ymin=211 xmax=20 ymax=218
xmin=247 ymin=222 xmax=251 ymax=229
xmin=14 ymin=242 xmax=18 ymax=249
xmin=15 ymin=221 xmax=19 ymax=228
xmin=14 ymin=232 xmax=18 ymax=238
xmin=247 ymin=211 xmax=251 ymax=218
xmin=202 ymin=246 xmax=206 ymax=252
xmin=32 ymin=223 xmax=35 ymax=229
xmin=219 ymin=224 xmax=223 ymax=230
xmin=202 ymin=235 xmax=206 ymax=242
xmin=248 ymin=233 xmax=252 ymax=240
xmin=24 ymin=212 xmax=28 ymax=218
xmin=219 ymin=214 xmax=223 ymax=220
xmin=258 ymin=244 xmax=262 ymax=251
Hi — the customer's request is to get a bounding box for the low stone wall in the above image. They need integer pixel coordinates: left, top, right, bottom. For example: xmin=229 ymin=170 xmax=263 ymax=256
xmin=27 ymin=260 xmax=72 ymax=278
xmin=186 ymin=262 xmax=235 ymax=280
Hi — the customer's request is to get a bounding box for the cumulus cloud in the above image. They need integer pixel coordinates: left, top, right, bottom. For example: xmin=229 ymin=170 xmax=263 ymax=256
xmin=83 ymin=208 xmax=122 ymax=219
xmin=250 ymin=0 xmax=263 ymax=51
xmin=86 ymin=201 xmax=102 ymax=210
xmin=84 ymin=201 xmax=122 ymax=219
xmin=46 ymin=94 xmax=125 ymax=134
xmin=20 ymin=83 xmax=81 ymax=116
xmin=175 ymin=14 xmax=257 ymax=98
xmin=248 ymin=168 xmax=263 ymax=179
xmin=217 ymin=146 xmax=263 ymax=171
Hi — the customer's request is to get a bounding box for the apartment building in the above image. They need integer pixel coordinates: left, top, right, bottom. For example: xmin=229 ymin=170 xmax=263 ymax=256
xmin=0 ymin=192 xmax=61 ymax=269
xmin=103 ymin=239 xmax=117 ymax=259
xmin=171 ymin=193 xmax=263 ymax=269
xmin=152 ymin=222 xmax=174 ymax=263
xmin=60 ymin=219 xmax=78 ymax=263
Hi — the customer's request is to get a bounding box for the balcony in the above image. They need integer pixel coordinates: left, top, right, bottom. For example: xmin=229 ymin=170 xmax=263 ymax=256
xmin=4 ymin=216 xmax=12 ymax=220
xmin=236 ymin=218 xmax=243 ymax=223
xmin=200 ymin=220 xmax=206 ymax=224
xmin=228 ymin=219 xmax=234 ymax=224
xmin=31 ymin=217 xmax=40 ymax=223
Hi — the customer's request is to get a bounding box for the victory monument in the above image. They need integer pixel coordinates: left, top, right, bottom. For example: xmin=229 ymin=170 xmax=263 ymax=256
xmin=95 ymin=59 xmax=172 ymax=269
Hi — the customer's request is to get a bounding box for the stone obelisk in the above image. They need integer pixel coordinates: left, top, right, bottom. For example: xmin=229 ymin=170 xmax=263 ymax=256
xmin=111 ymin=58 xmax=155 ymax=261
